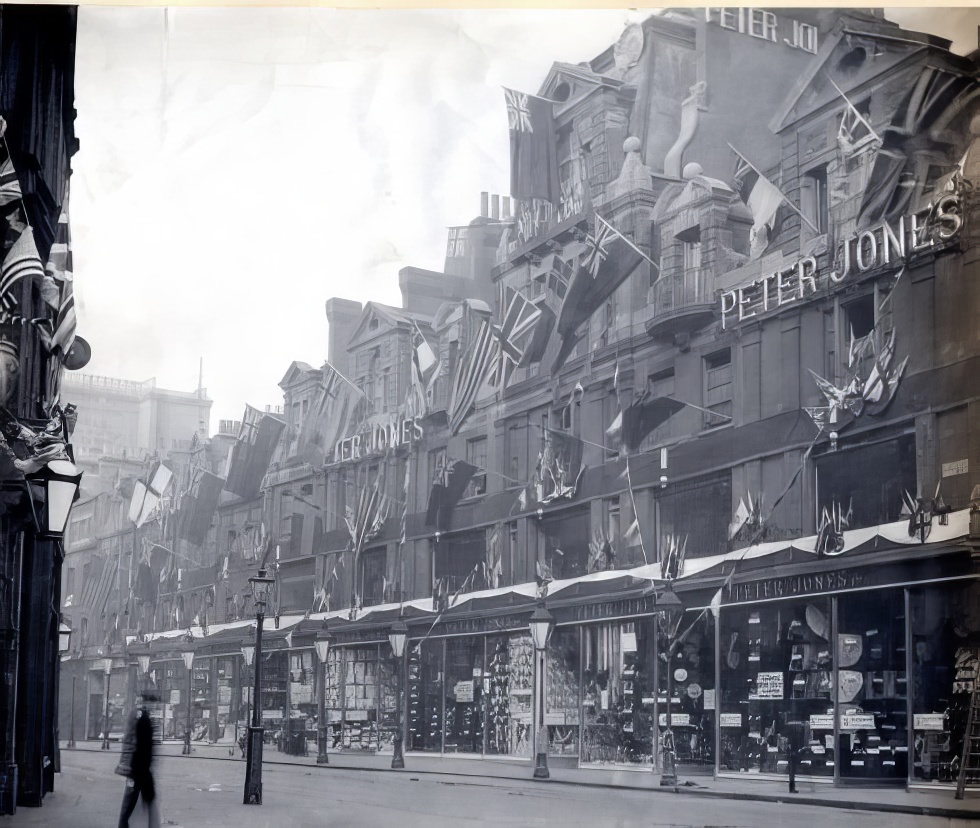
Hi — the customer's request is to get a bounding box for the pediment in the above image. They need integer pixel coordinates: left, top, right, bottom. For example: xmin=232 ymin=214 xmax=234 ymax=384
xmin=347 ymin=301 xmax=412 ymax=350
xmin=539 ymin=61 xmax=626 ymax=116
xmin=278 ymin=360 xmax=318 ymax=389
xmin=772 ymin=26 xmax=946 ymax=133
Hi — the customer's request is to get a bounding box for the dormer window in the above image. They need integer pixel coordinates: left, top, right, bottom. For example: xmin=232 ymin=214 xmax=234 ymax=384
xmin=369 ymin=317 xmax=380 ymax=331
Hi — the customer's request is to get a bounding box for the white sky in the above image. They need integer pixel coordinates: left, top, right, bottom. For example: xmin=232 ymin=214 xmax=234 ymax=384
xmin=70 ymin=6 xmax=979 ymax=427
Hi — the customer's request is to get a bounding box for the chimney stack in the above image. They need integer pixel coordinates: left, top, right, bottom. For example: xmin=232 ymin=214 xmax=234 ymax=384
xmin=480 ymin=191 xmax=489 ymax=217
xmin=491 ymin=194 xmax=500 ymax=220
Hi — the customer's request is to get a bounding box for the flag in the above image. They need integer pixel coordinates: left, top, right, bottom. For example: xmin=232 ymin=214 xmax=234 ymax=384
xmin=624 ymin=517 xmax=640 ymax=546
xmin=408 ymin=326 xmax=438 ymax=418
xmin=505 ymin=88 xmax=559 ymax=203
xmin=552 ymin=214 xmax=644 ymax=373
xmin=728 ymin=496 xmax=752 ymax=540
xmin=128 ymin=462 xmax=174 ymax=527
xmin=399 ymin=456 xmax=411 ymax=545
xmin=0 ymin=226 xmax=44 ymax=315
xmin=486 ymin=286 xmax=543 ymax=392
xmin=608 ymin=393 xmax=686 ymax=452
xmin=296 ymin=363 xmax=366 ymax=465
xmin=448 ymin=317 xmax=495 ymax=434
xmin=225 ymin=405 xmax=287 ymax=498
xmin=485 ymin=525 xmax=502 ymax=589
xmin=177 ymin=467 xmax=224 ymax=546
xmin=539 ymin=429 xmax=585 ymax=503
xmin=41 ymin=209 xmax=75 ymax=354
xmin=732 ymin=147 xmax=784 ymax=255
xmin=424 ymin=458 xmax=477 ymax=532
xmin=858 ymin=66 xmax=973 ymax=226
xmin=345 ymin=467 xmax=389 ymax=562
xmin=0 ymin=143 xmax=44 ymax=316
xmin=709 ymin=588 xmax=723 ymax=619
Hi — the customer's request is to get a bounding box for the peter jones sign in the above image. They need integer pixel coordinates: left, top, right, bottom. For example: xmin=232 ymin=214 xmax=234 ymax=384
xmin=719 ymin=195 xmax=962 ymax=329
xmin=334 ymin=414 xmax=423 ymax=463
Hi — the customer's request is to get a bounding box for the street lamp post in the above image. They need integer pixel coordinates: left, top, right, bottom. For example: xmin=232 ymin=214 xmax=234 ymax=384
xmin=529 ymin=605 xmax=554 ymax=780
xmin=387 ymin=619 xmax=407 ymax=770
xmin=314 ymin=623 xmax=332 ymax=765
xmin=100 ymin=657 xmax=112 ymax=750
xmin=57 ymin=621 xmax=71 ymax=759
xmin=67 ymin=675 xmax=76 ymax=750
xmin=181 ymin=643 xmax=195 ymax=755
xmin=243 ymin=567 xmax=275 ymax=805
xmin=655 ymin=584 xmax=684 ymax=789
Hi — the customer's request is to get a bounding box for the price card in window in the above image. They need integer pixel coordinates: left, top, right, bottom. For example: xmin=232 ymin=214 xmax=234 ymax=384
xmin=755 ymin=671 xmax=784 ymax=699
xmin=840 ymin=714 xmax=875 ymax=730
xmin=809 ymin=714 xmax=834 ymax=729
xmin=659 ymin=713 xmax=690 ymax=727
xmin=703 ymin=688 xmax=716 ymax=710
xmin=914 ymin=714 xmax=946 ymax=731
xmin=720 ymin=713 xmax=742 ymax=727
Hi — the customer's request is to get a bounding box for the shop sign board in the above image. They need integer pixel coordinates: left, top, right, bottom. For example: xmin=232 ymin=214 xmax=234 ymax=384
xmin=720 ymin=713 xmax=743 ymax=727
xmin=753 ymin=671 xmax=784 ymax=699
xmin=704 ymin=8 xmax=819 ymax=53
xmin=726 ymin=569 xmax=870 ymax=604
xmin=719 ymin=196 xmax=962 ymax=329
xmin=913 ymin=713 xmax=946 ymax=731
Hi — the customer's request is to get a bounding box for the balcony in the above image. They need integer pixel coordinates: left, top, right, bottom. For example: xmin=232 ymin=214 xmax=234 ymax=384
xmin=645 ymin=268 xmax=715 ymax=340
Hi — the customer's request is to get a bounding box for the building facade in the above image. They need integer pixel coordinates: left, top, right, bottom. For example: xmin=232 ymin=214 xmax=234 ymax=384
xmin=72 ymin=8 xmax=980 ymax=792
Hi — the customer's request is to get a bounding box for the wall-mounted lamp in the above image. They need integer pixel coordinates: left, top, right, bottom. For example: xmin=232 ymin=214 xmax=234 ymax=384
xmin=25 ymin=459 xmax=83 ymax=540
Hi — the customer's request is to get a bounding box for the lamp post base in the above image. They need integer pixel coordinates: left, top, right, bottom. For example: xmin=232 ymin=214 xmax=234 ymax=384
xmin=242 ymin=726 xmax=264 ymax=805
xmin=182 ymin=732 xmax=191 ymax=755
xmin=533 ymin=752 xmax=550 ymax=779
xmin=391 ymin=734 xmax=404 ymax=769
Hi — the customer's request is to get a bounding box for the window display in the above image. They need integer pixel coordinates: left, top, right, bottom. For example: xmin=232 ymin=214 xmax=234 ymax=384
xmin=545 ymin=627 xmax=580 ymax=758
xmin=911 ymin=581 xmax=980 ymax=784
xmin=719 ymin=599 xmax=833 ymax=777
xmin=485 ymin=634 xmax=533 ymax=756
xmin=408 ymin=639 xmax=444 ymax=752
xmin=582 ymin=620 xmax=655 ymax=766
xmin=340 ymin=645 xmax=380 ymax=751
xmin=657 ymin=611 xmax=715 ymax=769
xmin=445 ymin=637 xmax=484 ymax=753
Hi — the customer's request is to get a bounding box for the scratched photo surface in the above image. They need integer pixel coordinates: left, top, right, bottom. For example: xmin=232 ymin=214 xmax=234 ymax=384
xmin=2 ymin=5 xmax=978 ymax=827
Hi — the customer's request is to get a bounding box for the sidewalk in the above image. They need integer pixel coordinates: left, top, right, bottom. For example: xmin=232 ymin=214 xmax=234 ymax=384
xmin=64 ymin=739 xmax=980 ymax=821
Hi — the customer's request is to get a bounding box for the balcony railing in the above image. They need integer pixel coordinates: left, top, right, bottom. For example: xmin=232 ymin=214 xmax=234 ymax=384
xmin=646 ymin=268 xmax=715 ymax=340
xmin=652 ymin=268 xmax=709 ymax=313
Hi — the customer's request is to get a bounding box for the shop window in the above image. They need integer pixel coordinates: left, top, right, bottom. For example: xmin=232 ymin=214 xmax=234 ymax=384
xmin=408 ymin=638 xmax=446 ymax=752
xmin=444 ymin=638 xmax=485 ymax=754
xmin=720 ymin=599 xmax=834 ymax=777
xmin=801 ymin=165 xmax=829 ymax=236
xmin=815 ymin=434 xmax=916 ymax=531
xmin=359 ymin=547 xmax=386 ymax=607
xmin=486 ymin=634 xmax=534 ymax=756
xmin=703 ymin=349 xmax=733 ymax=429
xmin=838 ymin=589 xmax=908 ymax=780
xmin=911 ymin=581 xmax=980 ymax=783
xmin=545 ymin=627 xmax=581 ymax=758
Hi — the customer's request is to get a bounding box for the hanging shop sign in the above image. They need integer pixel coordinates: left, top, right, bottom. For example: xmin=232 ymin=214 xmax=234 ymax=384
xmin=334 ymin=415 xmax=423 ymax=464
xmin=720 ymin=196 xmax=962 ymax=329
xmin=705 ymin=8 xmax=819 ymax=53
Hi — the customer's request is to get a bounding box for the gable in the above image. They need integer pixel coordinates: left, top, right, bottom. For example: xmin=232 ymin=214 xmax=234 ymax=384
xmin=773 ymin=28 xmax=941 ymax=133
xmin=539 ymin=61 xmax=625 ymax=117
xmin=347 ymin=302 xmax=410 ymax=351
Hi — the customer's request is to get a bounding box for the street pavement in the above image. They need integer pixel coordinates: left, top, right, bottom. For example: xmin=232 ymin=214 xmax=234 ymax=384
xmin=14 ymin=742 xmax=976 ymax=827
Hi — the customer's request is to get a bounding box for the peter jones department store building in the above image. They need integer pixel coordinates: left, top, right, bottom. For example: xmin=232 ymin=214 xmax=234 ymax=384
xmin=66 ymin=8 xmax=979 ymax=793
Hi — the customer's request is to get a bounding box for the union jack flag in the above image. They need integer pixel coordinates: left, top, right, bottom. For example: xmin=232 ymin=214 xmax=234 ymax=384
xmin=581 ymin=214 xmax=615 ymax=279
xmin=448 ymin=317 xmax=495 ymax=434
xmin=505 ymin=88 xmax=533 ymax=132
xmin=486 ymin=287 xmax=542 ymax=391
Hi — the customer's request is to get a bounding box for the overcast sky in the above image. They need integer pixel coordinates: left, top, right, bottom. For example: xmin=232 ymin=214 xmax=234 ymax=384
xmin=70 ymin=6 xmax=979 ymax=428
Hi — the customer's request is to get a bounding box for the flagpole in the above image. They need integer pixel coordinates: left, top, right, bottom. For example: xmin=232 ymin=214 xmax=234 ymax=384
xmin=594 ymin=213 xmax=660 ymax=273
xmin=825 ymin=74 xmax=880 ymax=143
xmin=727 ymin=143 xmax=820 ymax=234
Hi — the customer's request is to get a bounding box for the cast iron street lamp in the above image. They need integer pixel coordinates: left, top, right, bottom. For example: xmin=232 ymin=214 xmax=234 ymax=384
xmin=100 ymin=657 xmax=112 ymax=750
xmin=25 ymin=458 xmax=83 ymax=540
xmin=243 ymin=567 xmax=275 ymax=805
xmin=181 ymin=642 xmax=195 ymax=755
xmin=241 ymin=639 xmax=254 ymax=749
xmin=314 ymin=622 xmax=332 ymax=765
xmin=529 ymin=605 xmax=554 ymax=780
xmin=655 ymin=584 xmax=684 ymax=789
xmin=387 ymin=619 xmax=407 ymax=769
